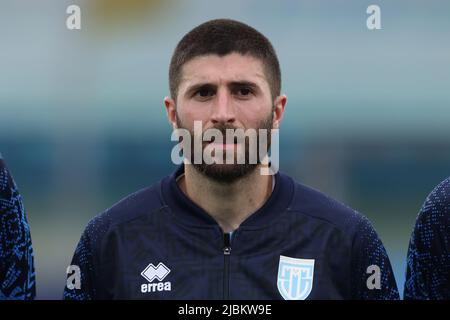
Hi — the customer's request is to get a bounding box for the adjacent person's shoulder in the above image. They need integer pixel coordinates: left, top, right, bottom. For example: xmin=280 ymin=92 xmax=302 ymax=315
xmin=413 ymin=177 xmax=450 ymax=240
xmin=419 ymin=177 xmax=450 ymax=218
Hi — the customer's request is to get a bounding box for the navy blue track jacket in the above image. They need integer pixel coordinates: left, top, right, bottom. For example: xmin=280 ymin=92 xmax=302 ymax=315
xmin=63 ymin=165 xmax=399 ymax=300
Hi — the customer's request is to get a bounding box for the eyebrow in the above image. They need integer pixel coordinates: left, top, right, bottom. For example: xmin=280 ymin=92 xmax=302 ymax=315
xmin=184 ymin=81 xmax=261 ymax=98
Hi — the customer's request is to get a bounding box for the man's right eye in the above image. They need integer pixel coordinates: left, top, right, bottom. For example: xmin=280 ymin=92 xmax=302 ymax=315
xmin=194 ymin=88 xmax=214 ymax=98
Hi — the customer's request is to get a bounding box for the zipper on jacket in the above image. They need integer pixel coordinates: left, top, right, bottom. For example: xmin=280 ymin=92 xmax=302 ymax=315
xmin=223 ymin=232 xmax=231 ymax=299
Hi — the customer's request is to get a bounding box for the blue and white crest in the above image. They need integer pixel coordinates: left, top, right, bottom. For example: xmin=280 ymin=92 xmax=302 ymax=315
xmin=277 ymin=255 xmax=315 ymax=300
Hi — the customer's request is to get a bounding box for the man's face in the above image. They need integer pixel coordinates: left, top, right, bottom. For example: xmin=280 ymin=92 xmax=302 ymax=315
xmin=165 ymin=53 xmax=286 ymax=183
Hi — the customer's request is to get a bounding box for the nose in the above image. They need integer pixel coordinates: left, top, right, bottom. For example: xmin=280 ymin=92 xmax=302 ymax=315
xmin=210 ymin=88 xmax=236 ymax=125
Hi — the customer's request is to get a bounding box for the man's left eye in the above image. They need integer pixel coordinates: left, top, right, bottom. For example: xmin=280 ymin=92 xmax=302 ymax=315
xmin=237 ymin=88 xmax=251 ymax=96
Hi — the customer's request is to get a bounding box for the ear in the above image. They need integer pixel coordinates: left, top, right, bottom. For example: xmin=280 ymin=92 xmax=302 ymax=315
xmin=164 ymin=96 xmax=178 ymax=130
xmin=272 ymin=95 xmax=287 ymax=129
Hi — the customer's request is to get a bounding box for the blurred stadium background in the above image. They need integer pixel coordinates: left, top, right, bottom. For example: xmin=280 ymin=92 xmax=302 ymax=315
xmin=1 ymin=0 xmax=449 ymax=299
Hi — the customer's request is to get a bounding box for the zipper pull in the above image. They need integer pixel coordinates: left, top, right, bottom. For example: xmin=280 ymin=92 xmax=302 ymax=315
xmin=223 ymin=232 xmax=231 ymax=255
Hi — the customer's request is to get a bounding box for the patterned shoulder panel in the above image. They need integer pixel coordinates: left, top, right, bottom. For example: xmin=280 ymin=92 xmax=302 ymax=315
xmin=404 ymin=177 xmax=450 ymax=299
xmin=0 ymin=158 xmax=36 ymax=300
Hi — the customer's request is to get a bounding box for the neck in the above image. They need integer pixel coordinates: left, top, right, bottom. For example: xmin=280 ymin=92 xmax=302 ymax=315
xmin=178 ymin=164 xmax=273 ymax=233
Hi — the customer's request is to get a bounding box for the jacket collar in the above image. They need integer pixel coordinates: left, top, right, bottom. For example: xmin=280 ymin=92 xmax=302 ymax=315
xmin=161 ymin=164 xmax=294 ymax=229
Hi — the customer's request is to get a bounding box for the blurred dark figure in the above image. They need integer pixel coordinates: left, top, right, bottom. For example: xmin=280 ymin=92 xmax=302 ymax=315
xmin=0 ymin=154 xmax=36 ymax=300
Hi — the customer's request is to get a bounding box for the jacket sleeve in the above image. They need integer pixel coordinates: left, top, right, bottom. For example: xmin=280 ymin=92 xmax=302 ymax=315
xmin=350 ymin=214 xmax=400 ymax=300
xmin=63 ymin=213 xmax=110 ymax=300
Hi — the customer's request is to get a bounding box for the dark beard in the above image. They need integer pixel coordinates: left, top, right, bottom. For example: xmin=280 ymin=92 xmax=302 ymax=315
xmin=176 ymin=113 xmax=273 ymax=184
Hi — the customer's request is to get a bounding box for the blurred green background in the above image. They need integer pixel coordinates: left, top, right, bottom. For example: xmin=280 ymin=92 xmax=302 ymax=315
xmin=1 ymin=0 xmax=449 ymax=299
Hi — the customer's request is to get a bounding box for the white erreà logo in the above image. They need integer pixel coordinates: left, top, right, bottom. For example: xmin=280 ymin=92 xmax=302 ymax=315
xmin=140 ymin=262 xmax=172 ymax=293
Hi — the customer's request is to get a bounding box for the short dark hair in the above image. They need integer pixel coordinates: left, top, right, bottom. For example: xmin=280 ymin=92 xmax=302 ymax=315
xmin=169 ymin=19 xmax=281 ymax=101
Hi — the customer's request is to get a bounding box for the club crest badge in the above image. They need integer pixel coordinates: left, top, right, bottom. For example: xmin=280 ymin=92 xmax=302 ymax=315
xmin=277 ymin=255 xmax=315 ymax=300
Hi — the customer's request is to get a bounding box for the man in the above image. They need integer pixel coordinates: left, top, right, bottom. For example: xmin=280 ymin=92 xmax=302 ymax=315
xmin=63 ymin=19 xmax=399 ymax=300
xmin=404 ymin=177 xmax=450 ymax=299
xmin=0 ymin=154 xmax=36 ymax=300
